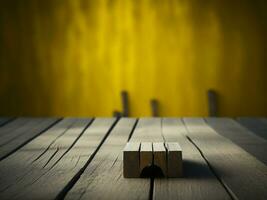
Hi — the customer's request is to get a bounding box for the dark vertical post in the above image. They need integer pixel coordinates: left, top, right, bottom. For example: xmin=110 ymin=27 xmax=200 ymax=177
xmin=207 ymin=89 xmax=218 ymax=117
xmin=121 ymin=91 xmax=129 ymax=117
xmin=150 ymin=99 xmax=159 ymax=117
xmin=113 ymin=111 xmax=121 ymax=118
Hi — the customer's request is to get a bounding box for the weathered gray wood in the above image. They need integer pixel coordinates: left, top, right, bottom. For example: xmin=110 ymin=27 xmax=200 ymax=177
xmin=123 ymin=142 xmax=140 ymax=178
xmin=0 ymin=118 xmax=13 ymax=127
xmin=206 ymin=118 xmax=267 ymax=165
xmin=0 ymin=117 xmax=59 ymax=160
xmin=130 ymin=118 xmax=163 ymax=142
xmin=153 ymin=142 xmax=167 ymax=176
xmin=140 ymin=142 xmax=153 ymax=173
xmin=66 ymin=118 xmax=151 ymax=200
xmin=153 ymin=118 xmax=230 ymax=200
xmin=183 ymin=118 xmax=267 ymax=200
xmin=236 ymin=117 xmax=267 ymax=140
xmin=1 ymin=117 xmax=265 ymax=200
xmin=165 ymin=142 xmax=182 ymax=178
xmin=0 ymin=118 xmax=117 ymax=200
xmin=0 ymin=118 xmax=91 ymax=199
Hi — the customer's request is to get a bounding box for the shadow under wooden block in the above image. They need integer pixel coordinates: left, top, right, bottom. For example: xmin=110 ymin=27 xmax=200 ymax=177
xmin=166 ymin=142 xmax=183 ymax=177
xmin=123 ymin=142 xmax=140 ymax=178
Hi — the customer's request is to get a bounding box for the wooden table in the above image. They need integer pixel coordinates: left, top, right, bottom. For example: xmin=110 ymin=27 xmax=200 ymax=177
xmin=0 ymin=117 xmax=266 ymax=200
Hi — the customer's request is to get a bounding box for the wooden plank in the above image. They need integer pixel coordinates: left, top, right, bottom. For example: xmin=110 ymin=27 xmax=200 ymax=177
xmin=0 ymin=118 xmax=91 ymax=198
xmin=183 ymin=118 xmax=267 ymax=200
xmin=0 ymin=117 xmax=59 ymax=160
xmin=206 ymin=118 xmax=267 ymax=165
xmin=165 ymin=142 xmax=182 ymax=178
xmin=0 ymin=118 xmax=117 ymax=199
xmin=153 ymin=118 xmax=231 ymax=200
xmin=65 ymin=118 xmax=151 ymax=200
xmin=0 ymin=118 xmax=13 ymax=127
xmin=123 ymin=142 xmax=140 ymax=178
xmin=130 ymin=118 xmax=163 ymax=142
xmin=0 ymin=118 xmax=32 ymax=137
xmin=153 ymin=142 xmax=167 ymax=177
xmin=236 ymin=117 xmax=267 ymax=140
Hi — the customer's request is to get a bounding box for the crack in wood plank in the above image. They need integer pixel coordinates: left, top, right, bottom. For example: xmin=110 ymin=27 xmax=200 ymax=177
xmin=182 ymin=118 xmax=267 ymax=200
xmin=0 ymin=118 xmax=61 ymax=161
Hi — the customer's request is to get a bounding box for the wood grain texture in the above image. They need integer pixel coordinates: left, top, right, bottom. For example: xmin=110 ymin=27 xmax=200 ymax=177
xmin=0 ymin=117 xmax=59 ymax=160
xmin=65 ymin=118 xmax=151 ymax=200
xmin=183 ymin=118 xmax=267 ymax=200
xmin=130 ymin=118 xmax=163 ymax=142
xmin=0 ymin=117 xmax=265 ymax=200
xmin=0 ymin=118 xmax=118 ymax=200
xmin=20 ymin=118 xmax=116 ymax=200
xmin=0 ymin=118 xmax=92 ymax=199
xmin=153 ymin=118 xmax=231 ymax=200
xmin=236 ymin=117 xmax=267 ymax=140
xmin=123 ymin=142 xmax=140 ymax=178
xmin=206 ymin=117 xmax=267 ymax=165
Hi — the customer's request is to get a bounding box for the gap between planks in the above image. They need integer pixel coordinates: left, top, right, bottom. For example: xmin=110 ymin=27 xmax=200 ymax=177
xmin=0 ymin=118 xmax=61 ymax=161
xmin=0 ymin=118 xmax=118 ymax=200
xmin=56 ymin=117 xmax=119 ymax=200
xmin=153 ymin=118 xmax=231 ymax=200
xmin=206 ymin=117 xmax=267 ymax=165
xmin=183 ymin=118 xmax=267 ymax=200
xmin=63 ymin=118 xmax=151 ymax=200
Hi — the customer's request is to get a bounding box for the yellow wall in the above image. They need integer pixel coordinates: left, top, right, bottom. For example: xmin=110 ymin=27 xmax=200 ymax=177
xmin=0 ymin=0 xmax=266 ymax=117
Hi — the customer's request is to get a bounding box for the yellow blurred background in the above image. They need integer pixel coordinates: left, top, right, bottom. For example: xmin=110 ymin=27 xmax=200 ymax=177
xmin=0 ymin=0 xmax=266 ymax=117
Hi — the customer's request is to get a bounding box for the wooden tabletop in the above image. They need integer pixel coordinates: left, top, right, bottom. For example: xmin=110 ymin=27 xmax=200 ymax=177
xmin=0 ymin=117 xmax=266 ymax=200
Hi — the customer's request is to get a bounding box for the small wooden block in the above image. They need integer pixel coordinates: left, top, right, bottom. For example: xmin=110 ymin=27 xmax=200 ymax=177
xmin=123 ymin=142 xmax=182 ymax=178
xmin=166 ymin=142 xmax=183 ymax=177
xmin=123 ymin=142 xmax=140 ymax=178
xmin=153 ymin=142 xmax=167 ymax=176
xmin=140 ymin=142 xmax=153 ymax=174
